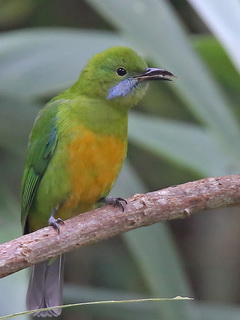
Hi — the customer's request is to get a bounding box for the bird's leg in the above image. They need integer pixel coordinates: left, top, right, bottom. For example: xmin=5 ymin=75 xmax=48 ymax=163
xmin=99 ymin=197 xmax=127 ymax=212
xmin=48 ymin=207 xmax=65 ymax=234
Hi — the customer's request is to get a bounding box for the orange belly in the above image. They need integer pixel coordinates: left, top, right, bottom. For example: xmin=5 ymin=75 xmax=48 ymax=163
xmin=61 ymin=127 xmax=126 ymax=215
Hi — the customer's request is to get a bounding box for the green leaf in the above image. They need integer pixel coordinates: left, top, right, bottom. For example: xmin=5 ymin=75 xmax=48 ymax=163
xmin=0 ymin=187 xmax=27 ymax=319
xmin=129 ymin=112 xmax=238 ymax=176
xmin=0 ymin=28 xmax=125 ymax=98
xmin=0 ymin=98 xmax=39 ymax=157
xmin=187 ymin=0 xmax=240 ymax=71
xmin=193 ymin=36 xmax=240 ymax=91
xmin=111 ymin=162 xmax=194 ymax=320
xmin=124 ymin=225 xmax=194 ymax=320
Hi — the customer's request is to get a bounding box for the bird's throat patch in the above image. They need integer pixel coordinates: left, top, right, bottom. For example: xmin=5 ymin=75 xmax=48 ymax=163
xmin=107 ymin=78 xmax=139 ymax=99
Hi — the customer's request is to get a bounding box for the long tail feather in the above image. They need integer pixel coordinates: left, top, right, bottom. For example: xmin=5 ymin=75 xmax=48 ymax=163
xmin=26 ymin=255 xmax=64 ymax=317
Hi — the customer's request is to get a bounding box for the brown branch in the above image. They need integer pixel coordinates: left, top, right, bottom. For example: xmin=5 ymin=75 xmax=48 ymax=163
xmin=1 ymin=175 xmax=240 ymax=279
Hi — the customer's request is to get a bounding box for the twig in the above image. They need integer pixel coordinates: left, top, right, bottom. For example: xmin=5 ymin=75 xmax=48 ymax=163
xmin=0 ymin=175 xmax=240 ymax=279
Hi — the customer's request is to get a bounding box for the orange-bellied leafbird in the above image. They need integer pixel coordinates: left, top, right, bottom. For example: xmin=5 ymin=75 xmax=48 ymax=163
xmin=21 ymin=46 xmax=174 ymax=316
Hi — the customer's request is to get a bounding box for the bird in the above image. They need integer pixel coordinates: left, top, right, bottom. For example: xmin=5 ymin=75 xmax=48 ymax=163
xmin=21 ymin=46 xmax=174 ymax=317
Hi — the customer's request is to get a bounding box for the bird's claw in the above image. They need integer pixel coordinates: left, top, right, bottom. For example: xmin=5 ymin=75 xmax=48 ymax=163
xmin=48 ymin=216 xmax=65 ymax=234
xmin=100 ymin=197 xmax=127 ymax=212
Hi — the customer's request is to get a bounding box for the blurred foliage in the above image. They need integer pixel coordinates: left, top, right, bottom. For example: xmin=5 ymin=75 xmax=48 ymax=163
xmin=0 ymin=0 xmax=240 ymax=319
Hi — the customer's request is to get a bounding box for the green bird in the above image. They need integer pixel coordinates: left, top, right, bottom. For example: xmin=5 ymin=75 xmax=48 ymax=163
xmin=21 ymin=46 xmax=174 ymax=316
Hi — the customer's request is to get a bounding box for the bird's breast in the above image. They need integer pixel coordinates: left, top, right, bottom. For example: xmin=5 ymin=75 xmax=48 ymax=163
xmin=62 ymin=126 xmax=127 ymax=214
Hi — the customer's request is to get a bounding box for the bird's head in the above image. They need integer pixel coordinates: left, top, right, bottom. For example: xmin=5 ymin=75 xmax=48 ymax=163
xmin=76 ymin=46 xmax=175 ymax=109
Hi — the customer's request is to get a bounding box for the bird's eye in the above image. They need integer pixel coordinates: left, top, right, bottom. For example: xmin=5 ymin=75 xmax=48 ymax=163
xmin=116 ymin=67 xmax=127 ymax=76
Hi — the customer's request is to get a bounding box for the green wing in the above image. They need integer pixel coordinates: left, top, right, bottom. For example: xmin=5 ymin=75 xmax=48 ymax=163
xmin=21 ymin=100 xmax=61 ymax=229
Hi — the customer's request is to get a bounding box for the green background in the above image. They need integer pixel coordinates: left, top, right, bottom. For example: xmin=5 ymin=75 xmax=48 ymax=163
xmin=0 ymin=0 xmax=240 ymax=319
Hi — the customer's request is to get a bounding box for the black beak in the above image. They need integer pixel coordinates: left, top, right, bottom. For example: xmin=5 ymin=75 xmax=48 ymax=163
xmin=134 ymin=68 xmax=176 ymax=81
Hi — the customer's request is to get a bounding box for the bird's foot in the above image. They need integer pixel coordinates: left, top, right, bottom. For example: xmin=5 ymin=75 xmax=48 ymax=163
xmin=100 ymin=197 xmax=127 ymax=212
xmin=48 ymin=216 xmax=65 ymax=234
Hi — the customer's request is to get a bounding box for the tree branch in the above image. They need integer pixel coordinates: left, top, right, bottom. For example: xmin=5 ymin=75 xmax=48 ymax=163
xmin=1 ymin=175 xmax=240 ymax=279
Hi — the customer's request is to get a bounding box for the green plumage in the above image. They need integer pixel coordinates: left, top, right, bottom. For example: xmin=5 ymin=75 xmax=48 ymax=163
xmin=21 ymin=46 xmax=174 ymax=316
xmin=21 ymin=100 xmax=60 ymax=231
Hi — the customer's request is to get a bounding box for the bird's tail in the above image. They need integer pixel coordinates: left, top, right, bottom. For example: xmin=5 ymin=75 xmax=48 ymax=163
xmin=26 ymin=255 xmax=64 ymax=317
